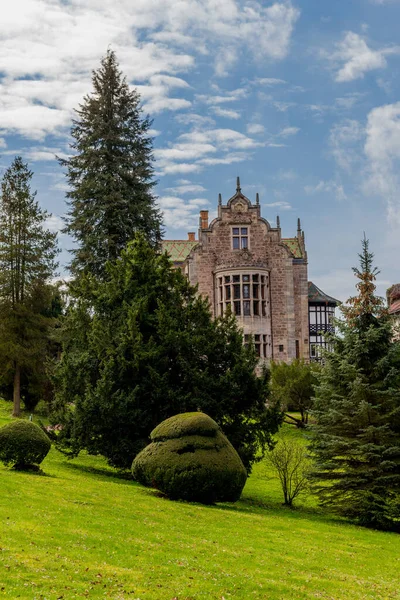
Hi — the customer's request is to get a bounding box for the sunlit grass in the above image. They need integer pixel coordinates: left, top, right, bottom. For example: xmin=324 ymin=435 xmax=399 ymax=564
xmin=0 ymin=400 xmax=399 ymax=599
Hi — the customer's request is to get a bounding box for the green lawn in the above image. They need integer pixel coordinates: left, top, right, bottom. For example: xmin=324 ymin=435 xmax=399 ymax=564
xmin=0 ymin=400 xmax=399 ymax=600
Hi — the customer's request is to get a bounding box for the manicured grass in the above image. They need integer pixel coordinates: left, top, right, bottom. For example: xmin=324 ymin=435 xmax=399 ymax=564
xmin=0 ymin=400 xmax=399 ymax=600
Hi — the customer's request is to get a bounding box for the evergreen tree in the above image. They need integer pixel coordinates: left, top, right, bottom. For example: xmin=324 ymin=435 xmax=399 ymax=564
xmin=53 ymin=236 xmax=282 ymax=471
xmin=309 ymin=236 xmax=400 ymax=531
xmin=0 ymin=157 xmax=59 ymax=416
xmin=60 ymin=49 xmax=162 ymax=279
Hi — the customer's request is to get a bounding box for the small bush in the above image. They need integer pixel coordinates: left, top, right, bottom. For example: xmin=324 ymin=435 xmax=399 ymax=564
xmin=266 ymin=438 xmax=310 ymax=507
xmin=132 ymin=412 xmax=247 ymax=504
xmin=0 ymin=420 xmax=51 ymax=468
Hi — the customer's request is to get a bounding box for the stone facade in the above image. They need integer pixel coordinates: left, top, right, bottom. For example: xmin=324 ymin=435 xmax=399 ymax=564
xmin=388 ymin=284 xmax=400 ymax=341
xmin=163 ymin=181 xmax=310 ymax=363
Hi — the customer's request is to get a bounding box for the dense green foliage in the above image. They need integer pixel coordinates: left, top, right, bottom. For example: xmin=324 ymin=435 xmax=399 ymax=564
xmin=0 ymin=157 xmax=59 ymax=415
xmin=60 ymin=49 xmax=162 ymax=280
xmin=53 ymin=236 xmax=281 ymax=471
xmin=309 ymin=237 xmax=400 ymax=531
xmin=132 ymin=412 xmax=247 ymax=503
xmin=270 ymin=359 xmax=319 ymax=426
xmin=0 ymin=419 xmax=51 ymax=467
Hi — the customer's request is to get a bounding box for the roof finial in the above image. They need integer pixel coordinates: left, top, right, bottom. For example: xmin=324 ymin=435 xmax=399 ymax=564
xmin=256 ymin=192 xmax=260 ymax=205
xmin=218 ymin=193 xmax=222 ymax=206
xmin=236 ymin=176 xmax=241 ymax=193
xmin=297 ymin=217 xmax=301 ymax=232
xmin=277 ymin=215 xmax=280 ymax=229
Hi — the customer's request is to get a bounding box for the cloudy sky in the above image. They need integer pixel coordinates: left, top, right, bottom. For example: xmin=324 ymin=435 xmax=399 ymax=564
xmin=1 ymin=0 xmax=400 ymax=301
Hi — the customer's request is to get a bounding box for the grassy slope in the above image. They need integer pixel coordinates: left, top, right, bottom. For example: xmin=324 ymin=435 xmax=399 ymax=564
xmin=0 ymin=401 xmax=399 ymax=600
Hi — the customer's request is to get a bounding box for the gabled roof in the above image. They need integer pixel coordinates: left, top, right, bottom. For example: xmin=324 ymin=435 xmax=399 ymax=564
xmin=162 ymin=240 xmax=197 ymax=263
xmin=281 ymin=237 xmax=304 ymax=259
xmin=308 ymin=281 xmax=340 ymax=306
xmin=163 ymin=237 xmax=305 ymax=262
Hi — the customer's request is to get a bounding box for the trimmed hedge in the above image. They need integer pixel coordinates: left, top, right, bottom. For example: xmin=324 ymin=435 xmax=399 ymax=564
xmin=132 ymin=412 xmax=247 ymax=504
xmin=0 ymin=420 xmax=51 ymax=468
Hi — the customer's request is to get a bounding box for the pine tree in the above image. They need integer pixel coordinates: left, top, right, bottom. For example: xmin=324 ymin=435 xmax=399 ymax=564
xmin=60 ymin=49 xmax=162 ymax=279
xmin=0 ymin=157 xmax=59 ymax=416
xmin=53 ymin=236 xmax=282 ymax=471
xmin=309 ymin=236 xmax=400 ymax=531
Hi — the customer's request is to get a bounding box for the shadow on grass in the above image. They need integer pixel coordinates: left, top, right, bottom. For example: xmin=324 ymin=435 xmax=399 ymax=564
xmin=3 ymin=465 xmax=56 ymax=478
xmin=62 ymin=461 xmax=134 ymax=484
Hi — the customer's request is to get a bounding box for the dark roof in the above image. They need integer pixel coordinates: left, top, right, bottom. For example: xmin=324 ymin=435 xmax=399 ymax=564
xmin=308 ymin=281 xmax=340 ymax=306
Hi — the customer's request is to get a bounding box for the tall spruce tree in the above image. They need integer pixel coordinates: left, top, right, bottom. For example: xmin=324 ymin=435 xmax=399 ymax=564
xmin=0 ymin=157 xmax=59 ymax=416
xmin=52 ymin=236 xmax=282 ymax=472
xmin=309 ymin=236 xmax=400 ymax=531
xmin=60 ymin=49 xmax=162 ymax=279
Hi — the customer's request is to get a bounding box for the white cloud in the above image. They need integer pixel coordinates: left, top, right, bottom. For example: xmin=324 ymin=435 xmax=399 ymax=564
xmin=335 ymin=93 xmax=364 ymax=110
xmin=264 ymin=201 xmax=292 ymax=210
xmin=304 ymin=180 xmax=347 ymax=201
xmin=0 ymin=0 xmax=299 ymax=140
xmin=136 ymin=75 xmax=192 ymax=114
xmin=197 ymin=88 xmax=248 ymax=105
xmin=246 ymin=123 xmax=265 ymax=135
xmin=156 ymin=127 xmax=262 ymax=175
xmin=158 ymin=195 xmax=211 ymax=229
xmin=212 ymin=107 xmax=241 ymax=119
xmin=331 ymin=32 xmax=400 ymax=82
xmin=165 ymin=183 xmax=206 ymax=194
xmin=44 ymin=214 xmax=65 ymax=233
xmin=256 ymin=77 xmax=286 ymax=86
xmin=278 ymin=126 xmax=300 ymax=137
xmin=276 ymin=169 xmax=297 ymax=180
xmin=329 ymin=119 xmax=364 ymax=172
xmin=198 ymin=153 xmax=248 ymax=165
xmin=364 ymin=102 xmax=400 ymax=225
xmin=175 ymin=113 xmax=216 ymax=128
xmin=0 ymin=138 xmax=7 ymax=149
xmin=157 ymin=162 xmax=203 ymax=175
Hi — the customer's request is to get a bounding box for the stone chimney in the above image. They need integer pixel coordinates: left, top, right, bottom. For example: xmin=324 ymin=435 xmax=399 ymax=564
xmin=188 ymin=232 xmax=195 ymax=241
xmin=200 ymin=210 xmax=209 ymax=229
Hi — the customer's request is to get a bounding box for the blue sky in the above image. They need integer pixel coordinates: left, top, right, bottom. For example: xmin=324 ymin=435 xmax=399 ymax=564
xmin=1 ymin=0 xmax=400 ymax=301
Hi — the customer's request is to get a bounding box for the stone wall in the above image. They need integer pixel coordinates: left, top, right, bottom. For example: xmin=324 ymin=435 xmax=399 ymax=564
xmin=186 ymin=187 xmax=309 ymax=364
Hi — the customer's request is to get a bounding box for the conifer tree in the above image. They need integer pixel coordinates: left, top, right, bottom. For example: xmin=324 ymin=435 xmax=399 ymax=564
xmin=60 ymin=49 xmax=162 ymax=279
xmin=309 ymin=236 xmax=400 ymax=531
xmin=0 ymin=157 xmax=59 ymax=416
xmin=53 ymin=236 xmax=282 ymax=471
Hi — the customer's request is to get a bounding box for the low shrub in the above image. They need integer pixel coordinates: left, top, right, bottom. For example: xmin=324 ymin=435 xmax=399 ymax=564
xmin=0 ymin=420 xmax=51 ymax=468
xmin=132 ymin=412 xmax=247 ymax=504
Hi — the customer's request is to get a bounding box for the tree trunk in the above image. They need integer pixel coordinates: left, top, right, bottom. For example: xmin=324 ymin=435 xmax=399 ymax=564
xmin=13 ymin=362 xmax=21 ymax=417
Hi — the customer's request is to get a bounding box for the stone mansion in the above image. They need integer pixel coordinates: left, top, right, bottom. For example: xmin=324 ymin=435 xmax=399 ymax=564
xmin=162 ymin=179 xmax=338 ymax=363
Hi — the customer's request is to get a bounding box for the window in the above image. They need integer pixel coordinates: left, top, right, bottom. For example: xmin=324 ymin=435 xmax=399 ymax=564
xmin=217 ymin=272 xmax=270 ymax=318
xmin=309 ymin=304 xmax=336 ymax=361
xmin=254 ymin=334 xmax=261 ymax=356
xmin=232 ymin=227 xmax=248 ymax=249
xmin=279 ymin=344 xmax=284 ymax=353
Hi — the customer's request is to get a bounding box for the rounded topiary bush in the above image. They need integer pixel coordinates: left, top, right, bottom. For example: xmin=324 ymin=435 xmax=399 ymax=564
xmin=132 ymin=412 xmax=247 ymax=504
xmin=0 ymin=420 xmax=51 ymax=469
